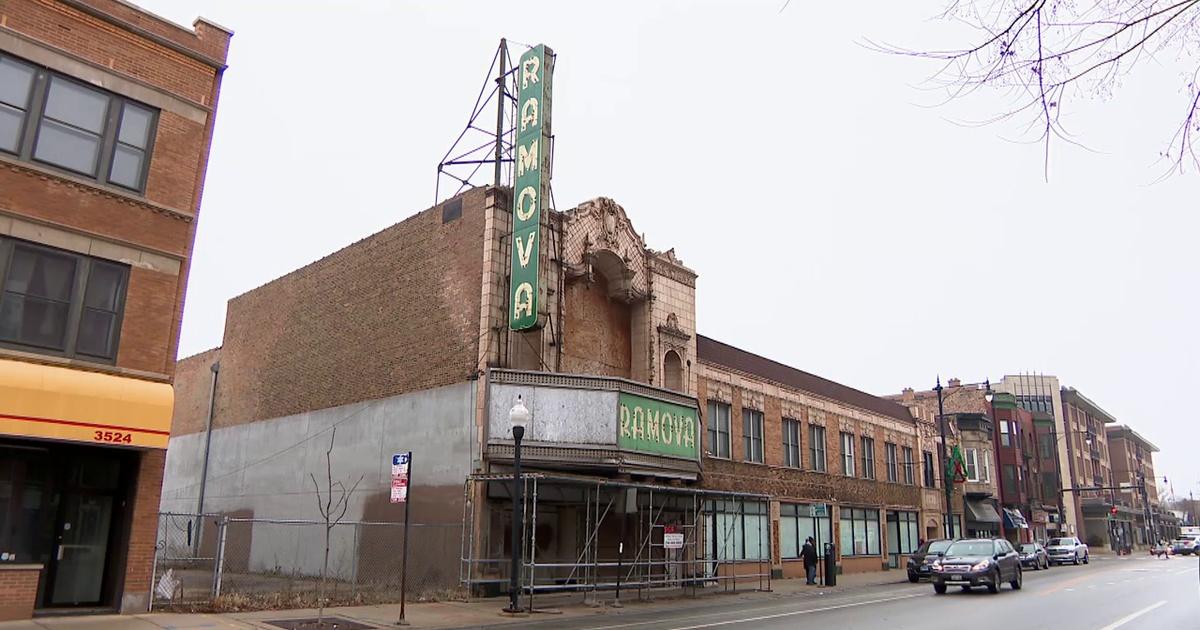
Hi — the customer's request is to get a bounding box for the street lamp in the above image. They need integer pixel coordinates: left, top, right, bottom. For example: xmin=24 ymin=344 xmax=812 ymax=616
xmin=505 ymin=396 xmax=531 ymax=614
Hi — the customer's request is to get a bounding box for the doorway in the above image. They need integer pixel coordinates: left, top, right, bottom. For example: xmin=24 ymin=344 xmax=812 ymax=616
xmin=0 ymin=439 xmax=135 ymax=610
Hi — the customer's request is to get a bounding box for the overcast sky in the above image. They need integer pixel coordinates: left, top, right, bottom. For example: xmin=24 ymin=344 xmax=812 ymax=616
xmin=139 ymin=1 xmax=1198 ymax=499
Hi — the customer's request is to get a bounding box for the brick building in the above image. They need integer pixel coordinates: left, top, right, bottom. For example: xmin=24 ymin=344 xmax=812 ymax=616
xmin=1105 ymin=425 xmax=1167 ymax=545
xmin=695 ymin=337 xmax=925 ymax=575
xmin=0 ymin=0 xmax=229 ymax=619
xmin=1059 ymin=387 xmax=1126 ymax=550
xmin=165 ymin=188 xmax=935 ymax=602
xmin=892 ymin=380 xmax=1004 ymax=539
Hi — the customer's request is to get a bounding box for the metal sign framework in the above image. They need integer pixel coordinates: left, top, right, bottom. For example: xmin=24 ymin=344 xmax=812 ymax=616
xmin=460 ymin=473 xmax=771 ymax=609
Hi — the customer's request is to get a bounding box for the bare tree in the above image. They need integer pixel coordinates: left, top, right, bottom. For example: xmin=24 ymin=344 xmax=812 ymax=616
xmin=873 ymin=1 xmax=1200 ymax=178
xmin=309 ymin=428 xmax=364 ymax=626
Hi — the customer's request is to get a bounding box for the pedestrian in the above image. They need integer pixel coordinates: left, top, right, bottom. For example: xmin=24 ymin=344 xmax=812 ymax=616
xmin=802 ymin=536 xmax=819 ymax=585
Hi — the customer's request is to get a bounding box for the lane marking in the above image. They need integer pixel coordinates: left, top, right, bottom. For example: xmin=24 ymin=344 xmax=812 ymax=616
xmin=1097 ymin=600 xmax=1167 ymax=630
xmin=579 ymin=594 xmax=924 ymax=630
xmin=1174 ymin=568 xmax=1195 ymax=575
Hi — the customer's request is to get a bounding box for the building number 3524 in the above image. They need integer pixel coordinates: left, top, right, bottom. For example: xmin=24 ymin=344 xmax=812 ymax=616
xmin=93 ymin=430 xmax=133 ymax=444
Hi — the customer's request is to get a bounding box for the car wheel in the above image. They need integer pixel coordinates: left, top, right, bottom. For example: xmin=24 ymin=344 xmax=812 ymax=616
xmin=1010 ymin=567 xmax=1023 ymax=590
xmin=1072 ymin=554 xmax=1080 ymax=566
xmin=934 ymin=583 xmax=947 ymax=594
xmin=987 ymin=569 xmax=1000 ymax=593
xmin=908 ymin=573 xmax=919 ymax=584
xmin=1083 ymin=553 xmax=1089 ymax=565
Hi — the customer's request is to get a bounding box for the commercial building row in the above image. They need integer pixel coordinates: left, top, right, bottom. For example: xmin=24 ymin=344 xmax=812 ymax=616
xmin=157 ymin=185 xmax=1171 ymax=602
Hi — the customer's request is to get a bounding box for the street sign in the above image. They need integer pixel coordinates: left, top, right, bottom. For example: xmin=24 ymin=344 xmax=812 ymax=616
xmin=812 ymin=503 xmax=828 ymax=518
xmin=663 ymin=525 xmax=684 ymax=550
xmin=391 ymin=452 xmax=411 ymax=504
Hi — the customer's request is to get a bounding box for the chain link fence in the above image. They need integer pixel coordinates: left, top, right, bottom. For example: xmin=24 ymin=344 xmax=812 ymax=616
xmin=152 ymin=513 xmax=462 ymax=611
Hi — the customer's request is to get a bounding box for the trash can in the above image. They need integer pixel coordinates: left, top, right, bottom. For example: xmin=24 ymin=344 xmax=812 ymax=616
xmin=824 ymin=542 xmax=837 ymax=586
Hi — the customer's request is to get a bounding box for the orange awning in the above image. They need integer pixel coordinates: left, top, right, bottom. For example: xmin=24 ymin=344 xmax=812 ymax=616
xmin=0 ymin=359 xmax=173 ymax=449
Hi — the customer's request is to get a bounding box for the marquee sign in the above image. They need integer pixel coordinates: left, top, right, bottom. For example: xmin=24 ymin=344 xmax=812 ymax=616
xmin=617 ymin=393 xmax=699 ymax=460
xmin=509 ymin=44 xmax=555 ymax=330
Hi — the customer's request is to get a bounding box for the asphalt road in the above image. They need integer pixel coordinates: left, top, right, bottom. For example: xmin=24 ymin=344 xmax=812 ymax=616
xmin=489 ymin=555 xmax=1200 ymax=630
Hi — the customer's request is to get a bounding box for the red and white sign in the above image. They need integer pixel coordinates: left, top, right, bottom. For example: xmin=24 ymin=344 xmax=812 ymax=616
xmin=391 ymin=452 xmax=411 ymax=504
xmin=663 ymin=525 xmax=684 ymax=550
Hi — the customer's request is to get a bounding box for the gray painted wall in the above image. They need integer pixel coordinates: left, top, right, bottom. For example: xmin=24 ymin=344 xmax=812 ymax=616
xmin=487 ymin=383 xmax=617 ymax=446
xmin=160 ymin=381 xmax=475 ymax=581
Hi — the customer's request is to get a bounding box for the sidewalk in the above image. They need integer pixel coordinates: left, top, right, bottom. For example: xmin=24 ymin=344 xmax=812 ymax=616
xmin=0 ymin=571 xmax=911 ymax=630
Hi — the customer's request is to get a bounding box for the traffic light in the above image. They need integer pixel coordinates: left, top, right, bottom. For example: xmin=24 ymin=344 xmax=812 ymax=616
xmin=1110 ymin=506 xmax=1119 ymax=517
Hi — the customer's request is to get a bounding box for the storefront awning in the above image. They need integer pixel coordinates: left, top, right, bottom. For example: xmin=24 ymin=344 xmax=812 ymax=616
xmin=0 ymin=359 xmax=173 ymax=449
xmin=1003 ymin=507 xmax=1029 ymax=529
xmin=965 ymin=498 xmax=1002 ymax=524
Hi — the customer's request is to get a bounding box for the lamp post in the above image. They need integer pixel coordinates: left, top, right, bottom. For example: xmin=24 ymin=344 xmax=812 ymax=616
xmin=505 ymin=396 xmax=531 ymax=614
xmin=983 ymin=382 xmax=997 ymax=541
xmin=935 ymin=377 xmax=953 ymax=539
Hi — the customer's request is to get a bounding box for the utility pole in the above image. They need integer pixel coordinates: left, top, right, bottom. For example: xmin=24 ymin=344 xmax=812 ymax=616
xmin=935 ymin=377 xmax=953 ymax=539
xmin=493 ymin=38 xmax=507 ymax=189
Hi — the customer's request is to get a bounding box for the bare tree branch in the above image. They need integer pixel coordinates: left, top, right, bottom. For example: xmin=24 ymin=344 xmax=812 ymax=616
xmin=877 ymin=0 xmax=1200 ymax=177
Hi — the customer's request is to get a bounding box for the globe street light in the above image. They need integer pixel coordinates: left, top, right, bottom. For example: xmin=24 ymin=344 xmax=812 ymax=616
xmin=505 ymin=395 xmax=531 ymax=614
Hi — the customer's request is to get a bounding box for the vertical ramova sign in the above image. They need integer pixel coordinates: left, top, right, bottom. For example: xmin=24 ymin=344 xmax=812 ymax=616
xmin=617 ymin=393 xmax=699 ymax=460
xmin=509 ymin=44 xmax=555 ymax=330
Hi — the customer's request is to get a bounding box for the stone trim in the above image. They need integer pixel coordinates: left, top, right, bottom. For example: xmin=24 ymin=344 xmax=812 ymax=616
xmin=0 ymin=212 xmax=182 ymax=275
xmin=0 ymin=156 xmax=194 ymax=222
xmin=0 ymin=347 xmax=171 ymax=383
xmin=56 ymin=0 xmax=227 ymax=69
xmin=490 ymin=368 xmax=697 ymax=408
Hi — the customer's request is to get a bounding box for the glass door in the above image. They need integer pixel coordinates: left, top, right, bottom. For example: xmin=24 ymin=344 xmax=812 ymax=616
xmin=48 ymin=494 xmax=114 ymax=606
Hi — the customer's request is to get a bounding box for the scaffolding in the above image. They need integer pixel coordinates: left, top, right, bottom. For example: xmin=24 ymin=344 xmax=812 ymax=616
xmin=460 ymin=472 xmax=771 ymax=609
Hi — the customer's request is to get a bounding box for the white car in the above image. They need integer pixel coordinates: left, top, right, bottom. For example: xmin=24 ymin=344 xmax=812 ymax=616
xmin=1045 ymin=537 xmax=1089 ymax=565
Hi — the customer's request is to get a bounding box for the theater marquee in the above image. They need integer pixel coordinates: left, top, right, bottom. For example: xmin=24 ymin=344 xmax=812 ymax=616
xmin=509 ymin=44 xmax=555 ymax=331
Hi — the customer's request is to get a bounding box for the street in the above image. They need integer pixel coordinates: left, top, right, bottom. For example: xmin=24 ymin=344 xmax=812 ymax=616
xmin=492 ymin=556 xmax=1199 ymax=630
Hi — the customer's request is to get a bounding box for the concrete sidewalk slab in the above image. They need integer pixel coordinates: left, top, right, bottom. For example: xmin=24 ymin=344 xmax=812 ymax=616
xmin=0 ymin=571 xmax=913 ymax=630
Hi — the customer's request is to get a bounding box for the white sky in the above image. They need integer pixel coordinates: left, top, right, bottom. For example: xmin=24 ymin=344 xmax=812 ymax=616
xmin=138 ymin=1 xmax=1198 ymax=500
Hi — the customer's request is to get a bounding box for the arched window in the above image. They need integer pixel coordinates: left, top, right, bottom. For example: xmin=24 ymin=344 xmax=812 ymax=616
xmin=664 ymin=350 xmax=683 ymax=391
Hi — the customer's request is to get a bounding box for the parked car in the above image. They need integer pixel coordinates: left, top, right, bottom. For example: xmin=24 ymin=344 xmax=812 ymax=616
xmin=1171 ymin=535 xmax=1200 ymax=555
xmin=1017 ymin=542 xmax=1050 ymax=570
xmin=907 ymin=539 xmax=954 ymax=582
xmin=1046 ymin=537 xmax=1089 ymax=565
xmin=930 ymin=538 xmax=1023 ymax=594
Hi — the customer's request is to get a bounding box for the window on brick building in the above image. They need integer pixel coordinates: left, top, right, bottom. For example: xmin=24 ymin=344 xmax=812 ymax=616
xmin=884 ymin=442 xmax=898 ymax=483
xmin=743 ymin=409 xmax=764 ymax=463
xmin=841 ymin=432 xmax=855 ymax=477
xmin=0 ymin=237 xmax=128 ymax=362
xmin=861 ymin=436 xmax=876 ymax=480
xmin=1000 ymin=421 xmax=1012 ymax=447
xmin=0 ymin=53 xmax=157 ymax=193
xmin=1003 ymin=464 xmax=1018 ymax=496
xmin=965 ymin=448 xmax=979 ymax=482
xmin=809 ymin=425 xmax=826 ymax=472
xmin=706 ymin=401 xmax=731 ymax=459
xmin=902 ymin=446 xmax=915 ymax=485
xmin=923 ymin=451 xmax=936 ymax=487
xmin=782 ymin=418 xmax=801 ymax=468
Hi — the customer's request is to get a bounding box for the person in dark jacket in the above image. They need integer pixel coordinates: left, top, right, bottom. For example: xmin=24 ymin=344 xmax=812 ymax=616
xmin=802 ymin=536 xmax=818 ymax=584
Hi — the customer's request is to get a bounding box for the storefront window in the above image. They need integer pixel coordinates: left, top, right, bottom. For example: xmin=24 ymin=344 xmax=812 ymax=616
xmin=887 ymin=511 xmax=920 ymax=567
xmin=707 ymin=500 xmax=769 ymax=561
xmin=780 ymin=503 xmax=832 ymax=559
xmin=839 ymin=507 xmax=880 ymax=556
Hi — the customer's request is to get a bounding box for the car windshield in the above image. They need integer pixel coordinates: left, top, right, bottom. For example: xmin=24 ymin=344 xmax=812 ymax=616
xmin=1047 ymin=538 xmax=1072 ymax=546
xmin=1018 ymin=544 xmax=1039 ymax=552
xmin=946 ymin=541 xmax=994 ymax=556
xmin=927 ymin=540 xmax=952 ymax=554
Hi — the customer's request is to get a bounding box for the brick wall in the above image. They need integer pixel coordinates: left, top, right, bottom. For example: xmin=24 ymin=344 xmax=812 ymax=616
xmin=2 ymin=0 xmax=230 ymax=615
xmin=197 ymin=188 xmax=488 ymax=431
xmin=0 ymin=566 xmax=40 ymax=621
xmin=120 ymin=449 xmax=165 ymax=612
xmin=561 ymin=276 xmax=632 ymax=378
